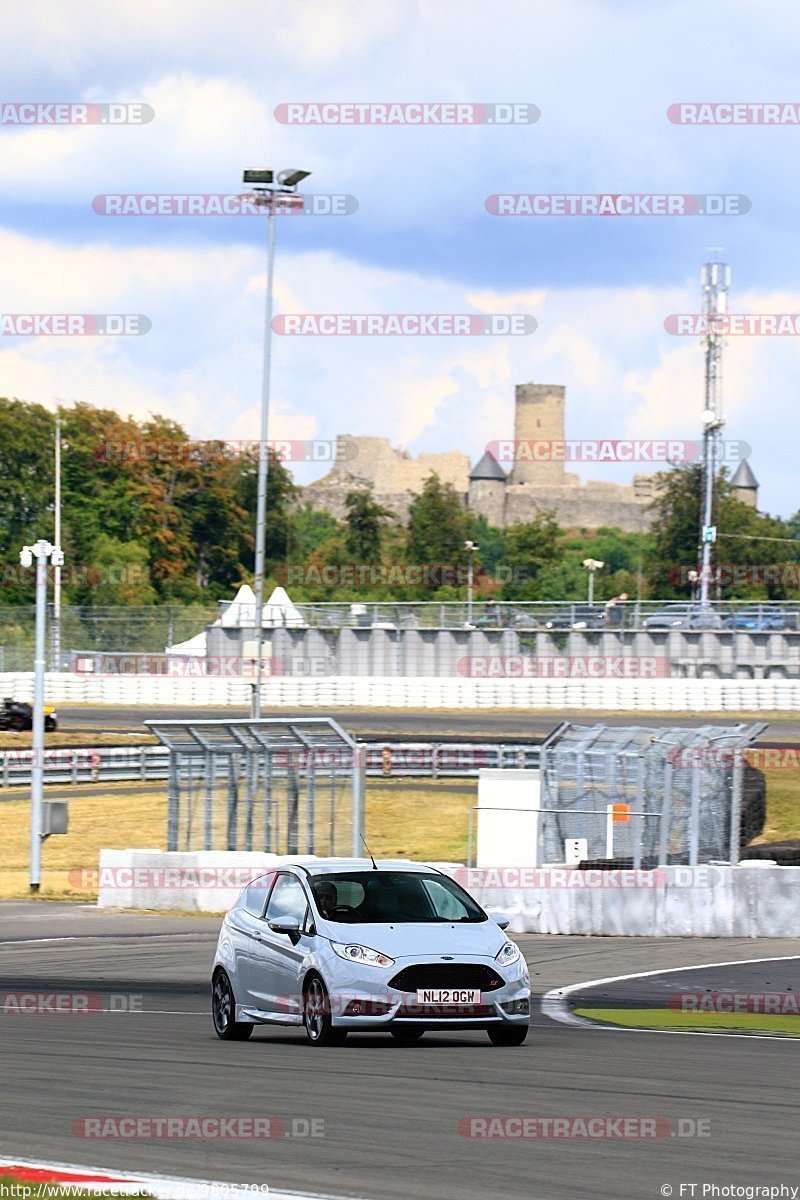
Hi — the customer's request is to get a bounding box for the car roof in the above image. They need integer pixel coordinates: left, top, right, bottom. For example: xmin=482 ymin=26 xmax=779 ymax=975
xmin=284 ymin=858 xmax=439 ymax=877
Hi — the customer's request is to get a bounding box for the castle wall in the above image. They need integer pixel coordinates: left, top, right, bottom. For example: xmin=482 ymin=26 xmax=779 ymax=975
xmin=505 ymin=482 xmax=650 ymax=532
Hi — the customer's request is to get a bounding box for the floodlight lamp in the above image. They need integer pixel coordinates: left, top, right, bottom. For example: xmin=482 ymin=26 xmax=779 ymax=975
xmin=278 ymin=169 xmax=311 ymax=188
xmin=243 ymin=169 xmax=274 ymax=185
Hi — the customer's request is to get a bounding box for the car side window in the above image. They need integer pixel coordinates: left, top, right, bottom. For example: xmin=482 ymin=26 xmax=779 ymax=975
xmin=265 ymin=874 xmax=308 ymax=924
xmin=240 ymin=872 xmax=275 ymax=917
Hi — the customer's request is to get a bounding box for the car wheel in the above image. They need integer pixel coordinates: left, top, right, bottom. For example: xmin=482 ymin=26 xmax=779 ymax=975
xmin=44 ymin=717 xmax=56 ymax=732
xmin=488 ymin=1025 xmax=529 ymax=1046
xmin=303 ymin=974 xmax=347 ymax=1046
xmin=390 ymin=1027 xmax=425 ymax=1042
xmin=9 ymin=715 xmax=26 ymax=732
xmin=212 ymin=969 xmax=253 ymax=1041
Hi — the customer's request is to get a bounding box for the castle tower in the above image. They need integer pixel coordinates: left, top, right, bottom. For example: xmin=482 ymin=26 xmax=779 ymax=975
xmin=469 ymin=450 xmax=506 ymax=526
xmin=509 ymin=383 xmax=566 ymax=487
xmin=731 ymin=459 xmax=759 ymax=509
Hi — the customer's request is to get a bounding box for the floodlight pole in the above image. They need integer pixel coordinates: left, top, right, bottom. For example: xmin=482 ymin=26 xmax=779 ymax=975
xmin=252 ymin=201 xmax=277 ymax=719
xmin=465 ymin=541 xmax=479 ymax=624
xmin=21 ymin=538 xmax=62 ymax=891
xmin=52 ymin=414 xmax=62 ymax=671
xmin=245 ymin=168 xmax=311 ymax=718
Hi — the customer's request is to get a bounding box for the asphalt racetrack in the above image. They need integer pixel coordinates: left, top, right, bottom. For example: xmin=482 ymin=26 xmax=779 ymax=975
xmin=56 ymin=704 xmax=800 ymax=742
xmin=2 ymin=902 xmax=799 ymax=1200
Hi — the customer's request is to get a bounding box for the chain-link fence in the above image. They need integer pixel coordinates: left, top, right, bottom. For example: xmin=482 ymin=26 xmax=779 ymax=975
xmin=147 ymin=718 xmax=365 ymax=858
xmin=538 ymin=722 xmax=767 ymax=866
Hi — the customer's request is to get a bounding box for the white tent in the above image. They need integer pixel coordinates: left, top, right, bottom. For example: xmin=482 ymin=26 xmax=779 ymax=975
xmin=220 ymin=583 xmax=258 ymax=627
xmin=262 ymin=585 xmax=306 ymax=628
xmin=165 ymin=630 xmax=207 ymax=657
xmin=165 ymin=583 xmax=305 ymax=654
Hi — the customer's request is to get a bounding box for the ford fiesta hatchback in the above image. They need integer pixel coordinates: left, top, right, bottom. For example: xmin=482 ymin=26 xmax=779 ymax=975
xmin=212 ymin=859 xmax=530 ymax=1046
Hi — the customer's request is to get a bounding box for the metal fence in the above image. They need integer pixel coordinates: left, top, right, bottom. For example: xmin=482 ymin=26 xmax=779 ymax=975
xmin=0 ymin=741 xmax=541 ymax=791
xmin=538 ymin=721 xmax=767 ymax=867
xmin=1 ymin=600 xmax=800 ymax=667
xmin=147 ymin=718 xmax=367 ymax=857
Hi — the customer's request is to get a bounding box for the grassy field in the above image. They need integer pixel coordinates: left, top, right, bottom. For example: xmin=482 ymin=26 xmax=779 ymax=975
xmin=0 ymin=758 xmax=797 ymax=901
xmin=0 ymin=779 xmax=476 ymax=900
xmin=0 ymin=1178 xmax=153 ymax=1198
xmin=573 ymin=1007 xmax=800 ymax=1038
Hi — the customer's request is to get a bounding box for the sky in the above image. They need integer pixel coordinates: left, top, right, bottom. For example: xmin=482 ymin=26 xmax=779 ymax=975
xmin=1 ymin=0 xmax=798 ymax=514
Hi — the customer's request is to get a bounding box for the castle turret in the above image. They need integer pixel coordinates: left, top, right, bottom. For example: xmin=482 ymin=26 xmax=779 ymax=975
xmin=509 ymin=383 xmax=565 ymax=487
xmin=731 ymin=459 xmax=759 ymax=509
xmin=469 ymin=451 xmax=506 ymax=526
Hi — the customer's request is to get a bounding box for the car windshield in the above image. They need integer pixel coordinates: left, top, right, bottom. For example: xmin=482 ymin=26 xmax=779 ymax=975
xmin=309 ymin=871 xmax=486 ymax=924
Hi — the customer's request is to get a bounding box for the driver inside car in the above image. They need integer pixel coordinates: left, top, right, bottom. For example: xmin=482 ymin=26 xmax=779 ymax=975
xmin=314 ymin=880 xmax=338 ymax=919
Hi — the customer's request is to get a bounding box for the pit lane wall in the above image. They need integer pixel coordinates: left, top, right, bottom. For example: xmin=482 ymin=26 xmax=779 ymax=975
xmin=4 ymin=671 xmax=800 ymax=709
xmin=95 ymin=851 xmax=800 ymax=935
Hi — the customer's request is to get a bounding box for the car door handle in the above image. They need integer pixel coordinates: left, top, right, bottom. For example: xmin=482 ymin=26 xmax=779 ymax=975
xmin=252 ymin=930 xmax=263 ymax=941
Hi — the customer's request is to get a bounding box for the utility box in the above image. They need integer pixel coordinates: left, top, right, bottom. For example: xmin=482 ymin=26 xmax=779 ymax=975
xmin=476 ymin=769 xmax=541 ymax=868
xmin=42 ymin=800 xmax=68 ymax=837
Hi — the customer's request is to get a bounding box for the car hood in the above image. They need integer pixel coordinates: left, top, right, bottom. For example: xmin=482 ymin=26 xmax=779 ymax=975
xmin=317 ymin=920 xmax=508 ymax=959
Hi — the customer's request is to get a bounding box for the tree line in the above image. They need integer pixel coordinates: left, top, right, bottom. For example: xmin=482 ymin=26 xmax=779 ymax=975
xmin=1 ymin=396 xmax=798 ymax=607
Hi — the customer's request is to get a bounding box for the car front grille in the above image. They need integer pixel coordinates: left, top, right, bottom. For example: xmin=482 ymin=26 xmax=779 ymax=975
xmin=388 ymin=963 xmax=504 ymax=993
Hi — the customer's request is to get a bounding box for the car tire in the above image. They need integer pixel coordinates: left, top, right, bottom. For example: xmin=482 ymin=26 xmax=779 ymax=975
xmin=488 ymin=1025 xmax=529 ymax=1046
xmin=44 ymin=717 xmax=56 ymax=732
xmin=212 ymin=969 xmax=253 ymax=1041
xmin=390 ymin=1027 xmax=425 ymax=1042
xmin=303 ymin=974 xmax=347 ymax=1046
xmin=9 ymin=715 xmax=26 ymax=732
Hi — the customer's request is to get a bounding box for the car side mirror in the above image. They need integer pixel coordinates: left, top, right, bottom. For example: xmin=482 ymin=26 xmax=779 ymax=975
xmin=268 ymin=916 xmax=302 ymax=939
xmin=488 ymin=911 xmax=510 ymax=930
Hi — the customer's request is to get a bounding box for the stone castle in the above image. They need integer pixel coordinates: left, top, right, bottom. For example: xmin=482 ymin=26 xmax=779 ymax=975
xmin=301 ymin=382 xmax=758 ymax=532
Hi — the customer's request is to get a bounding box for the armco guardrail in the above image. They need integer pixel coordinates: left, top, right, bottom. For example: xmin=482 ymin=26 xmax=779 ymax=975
xmin=0 ymin=741 xmax=541 ymax=790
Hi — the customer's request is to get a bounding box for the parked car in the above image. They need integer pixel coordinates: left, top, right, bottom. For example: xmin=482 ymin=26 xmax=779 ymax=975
xmin=543 ymin=605 xmax=606 ymax=631
xmin=723 ymin=606 xmax=788 ymax=631
xmin=643 ymin=603 xmax=723 ymax=630
xmin=212 ymin=859 xmax=530 ymax=1046
xmin=470 ymin=605 xmax=538 ymax=630
xmin=0 ymin=698 xmax=57 ymax=732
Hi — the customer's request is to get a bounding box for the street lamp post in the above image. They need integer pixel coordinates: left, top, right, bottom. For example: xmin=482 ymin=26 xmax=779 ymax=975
xmin=20 ymin=538 xmax=63 ymax=891
xmin=464 ymin=540 xmax=479 ymax=624
xmin=242 ymin=168 xmax=311 ymax=718
xmin=52 ymin=413 xmax=62 ymax=671
xmin=582 ymin=558 xmax=604 ymax=605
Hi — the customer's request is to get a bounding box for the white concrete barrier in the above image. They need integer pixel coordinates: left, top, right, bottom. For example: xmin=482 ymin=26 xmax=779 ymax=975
xmin=96 ymin=851 xmax=800 ymax=934
xmin=5 ymin=672 xmax=800 ymax=710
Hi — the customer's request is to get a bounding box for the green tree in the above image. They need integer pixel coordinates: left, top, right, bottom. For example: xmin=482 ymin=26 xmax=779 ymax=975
xmin=646 ymin=465 xmax=798 ymax=598
xmin=344 ymin=490 xmax=393 ymax=564
xmin=499 ymin=512 xmax=562 ymax=599
xmin=407 ymin=474 xmax=470 ymax=565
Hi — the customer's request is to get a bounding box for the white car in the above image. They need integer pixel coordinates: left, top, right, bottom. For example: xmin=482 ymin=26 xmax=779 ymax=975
xmin=212 ymin=858 xmax=530 ymax=1046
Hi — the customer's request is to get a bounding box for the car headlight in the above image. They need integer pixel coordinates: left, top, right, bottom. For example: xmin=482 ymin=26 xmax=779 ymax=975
xmin=331 ymin=942 xmax=394 ymax=968
xmin=495 ymin=940 xmax=521 ymax=967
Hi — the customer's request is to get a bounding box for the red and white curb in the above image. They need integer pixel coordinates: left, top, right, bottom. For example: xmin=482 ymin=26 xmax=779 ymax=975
xmin=0 ymin=1157 xmax=364 ymax=1200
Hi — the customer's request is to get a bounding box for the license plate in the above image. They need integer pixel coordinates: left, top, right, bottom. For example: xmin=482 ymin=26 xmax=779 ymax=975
xmin=416 ymin=989 xmax=481 ymax=1005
